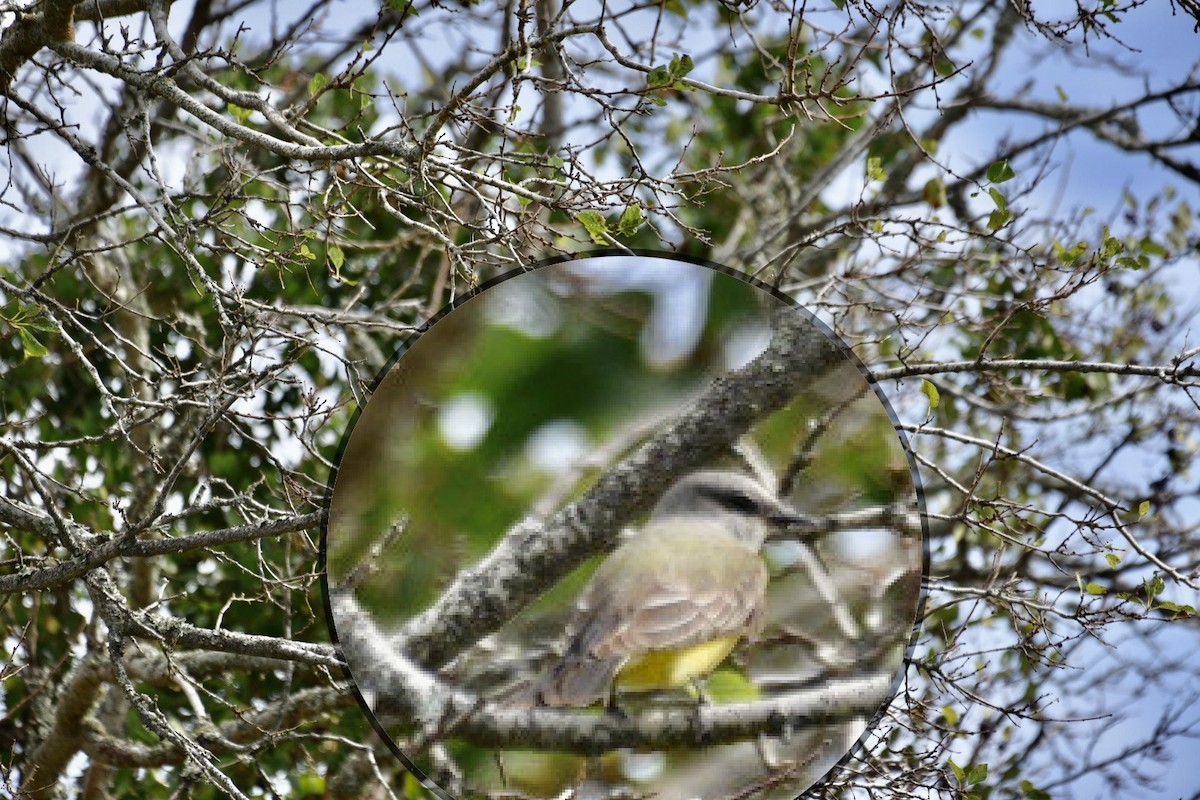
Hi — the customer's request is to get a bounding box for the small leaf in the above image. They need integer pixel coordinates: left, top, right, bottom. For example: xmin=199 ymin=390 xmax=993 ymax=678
xmin=967 ymin=763 xmax=988 ymax=784
xmin=647 ymin=65 xmax=671 ymax=88
xmin=1138 ymin=499 xmax=1150 ymax=518
xmin=309 ymin=73 xmax=329 ymax=97
xmin=577 ymin=210 xmax=609 ymax=244
xmin=227 ymin=103 xmax=253 ymax=123
xmin=866 ymin=155 xmax=886 ymax=182
xmin=948 ymin=759 xmax=965 ymax=784
xmin=1020 ymin=779 xmax=1052 ymax=800
xmin=1101 ymin=232 xmax=1123 ymax=258
xmin=1155 ymin=601 xmax=1194 ymax=616
xmin=987 ymin=209 xmax=1011 ymax=230
xmin=1104 ymin=553 xmax=1121 ymax=568
xmin=1140 ymin=237 xmax=1169 ymax=257
xmin=704 ymin=668 xmax=760 ymax=703
xmin=942 ymin=705 xmax=958 ymax=726
xmin=328 ymin=245 xmax=345 ymax=270
xmin=920 ymin=379 xmax=940 ymax=411
xmin=987 ymin=186 xmax=1007 ymax=211
xmin=617 ymin=205 xmax=644 ymax=237
xmin=986 ymin=160 xmax=1015 ymax=183
xmin=670 ymin=53 xmax=694 ymax=79
xmin=299 ymin=244 xmax=316 ymax=261
xmin=923 ymin=177 xmax=947 ymax=208
xmin=1084 ymin=582 xmax=1107 ymax=595
xmin=20 ymin=305 xmax=57 ymax=333
xmin=18 ymin=328 xmax=49 ymax=359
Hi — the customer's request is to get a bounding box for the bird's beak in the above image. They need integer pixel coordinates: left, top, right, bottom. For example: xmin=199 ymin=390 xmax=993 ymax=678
xmin=769 ymin=500 xmax=806 ymax=527
xmin=768 ymin=502 xmax=818 ymax=537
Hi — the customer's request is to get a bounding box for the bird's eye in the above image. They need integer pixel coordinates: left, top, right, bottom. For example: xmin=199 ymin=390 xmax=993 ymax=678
xmin=717 ymin=490 xmax=760 ymax=515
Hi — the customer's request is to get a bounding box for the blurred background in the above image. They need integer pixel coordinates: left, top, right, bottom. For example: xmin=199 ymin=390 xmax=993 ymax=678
xmin=327 ymin=255 xmax=921 ymax=799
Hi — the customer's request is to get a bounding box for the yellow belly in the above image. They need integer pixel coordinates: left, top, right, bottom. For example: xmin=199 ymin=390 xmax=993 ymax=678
xmin=613 ymin=636 xmax=740 ymax=692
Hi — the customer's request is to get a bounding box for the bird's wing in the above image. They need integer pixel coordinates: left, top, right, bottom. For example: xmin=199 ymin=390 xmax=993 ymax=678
xmin=571 ymin=526 xmax=769 ymax=660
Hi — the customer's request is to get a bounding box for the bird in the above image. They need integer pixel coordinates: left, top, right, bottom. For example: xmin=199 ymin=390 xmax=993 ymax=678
xmin=521 ymin=469 xmax=802 ymax=708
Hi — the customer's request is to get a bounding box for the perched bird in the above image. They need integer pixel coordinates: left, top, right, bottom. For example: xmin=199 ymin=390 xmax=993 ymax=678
xmin=524 ymin=470 xmax=802 ymax=708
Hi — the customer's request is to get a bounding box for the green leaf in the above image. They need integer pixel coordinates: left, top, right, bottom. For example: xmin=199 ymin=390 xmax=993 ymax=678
xmin=948 ymin=759 xmax=965 ymax=784
xmin=309 ymin=73 xmax=329 ymax=97
xmin=967 ymin=763 xmax=988 ymax=784
xmin=647 ymin=65 xmax=671 ymax=88
xmin=704 ymin=668 xmax=760 ymax=703
xmin=1084 ymin=582 xmax=1107 ymax=595
xmin=1055 ymin=85 xmax=1068 ymax=103
xmin=19 ymin=304 xmax=57 ymax=333
xmin=987 ymin=209 xmax=1011 ymax=230
xmin=1105 ymin=553 xmax=1121 ymax=568
xmin=227 ymin=103 xmax=253 ymax=123
xmin=617 ymin=205 xmax=644 ymax=237
xmin=986 ymin=159 xmax=1015 ymax=183
xmin=1155 ymin=601 xmax=1195 ymax=616
xmin=942 ymin=705 xmax=958 ymax=726
xmin=670 ymin=53 xmax=695 ymax=79
xmin=987 ymin=186 xmax=1007 ymax=211
xmin=1100 ymin=232 xmax=1123 ymax=258
xmin=299 ymin=244 xmax=316 ymax=261
xmin=923 ymin=177 xmax=947 ymax=208
xmin=1140 ymin=237 xmax=1169 ymax=257
xmin=18 ymin=327 xmax=49 ymax=359
xmin=920 ymin=379 xmax=940 ymax=411
xmin=1020 ymin=779 xmax=1051 ymax=800
xmin=866 ymin=156 xmax=886 ymax=182
xmin=934 ymin=58 xmax=957 ymax=77
xmin=328 ymin=245 xmax=345 ymax=270
xmin=1138 ymin=499 xmax=1150 ymax=518
xmin=577 ymin=210 xmax=609 ymax=244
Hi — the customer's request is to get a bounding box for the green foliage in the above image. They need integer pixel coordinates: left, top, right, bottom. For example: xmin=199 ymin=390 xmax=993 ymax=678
xmin=577 ymin=210 xmax=610 ymax=243
xmin=985 ymin=159 xmax=1015 ymax=183
xmin=646 ymin=52 xmax=695 ymax=90
xmin=921 ymin=379 xmax=940 ymax=412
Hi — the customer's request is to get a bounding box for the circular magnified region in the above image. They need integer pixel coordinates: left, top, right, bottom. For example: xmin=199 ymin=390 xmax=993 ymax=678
xmin=325 ymin=254 xmax=925 ymax=800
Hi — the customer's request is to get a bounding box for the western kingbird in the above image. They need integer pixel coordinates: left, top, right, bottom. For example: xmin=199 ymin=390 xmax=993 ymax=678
xmin=524 ymin=470 xmax=801 ymax=707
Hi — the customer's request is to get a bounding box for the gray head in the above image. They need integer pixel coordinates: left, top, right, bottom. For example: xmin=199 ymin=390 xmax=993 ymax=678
xmin=649 ymin=470 xmax=800 ymax=549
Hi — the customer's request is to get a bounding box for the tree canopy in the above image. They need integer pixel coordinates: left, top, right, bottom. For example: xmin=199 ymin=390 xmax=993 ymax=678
xmin=2 ymin=1 xmax=1199 ymax=798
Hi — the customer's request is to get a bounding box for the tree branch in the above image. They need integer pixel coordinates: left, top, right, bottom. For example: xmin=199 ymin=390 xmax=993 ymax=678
xmin=381 ymin=306 xmax=846 ymax=671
